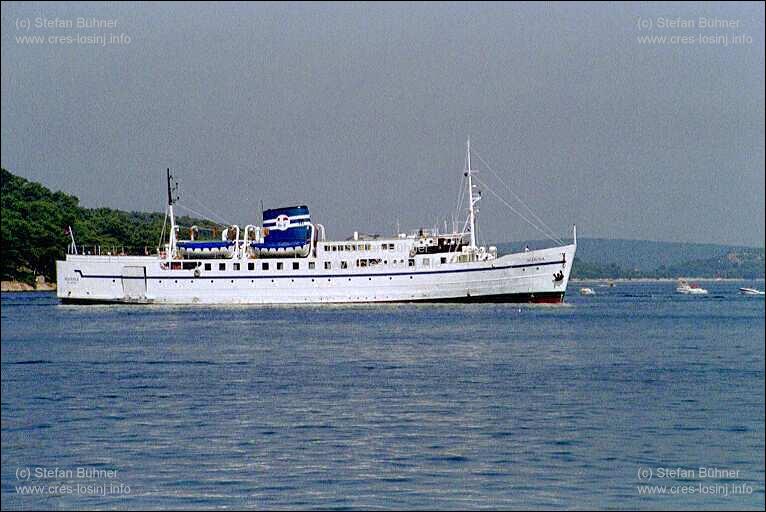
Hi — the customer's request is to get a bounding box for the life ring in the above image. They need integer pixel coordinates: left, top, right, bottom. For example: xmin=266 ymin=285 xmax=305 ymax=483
xmin=193 ymin=268 xmax=201 ymax=278
xmin=409 ymin=248 xmax=416 ymax=257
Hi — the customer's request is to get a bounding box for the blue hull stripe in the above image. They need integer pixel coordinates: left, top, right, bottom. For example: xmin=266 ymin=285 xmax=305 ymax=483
xmin=74 ymin=259 xmax=566 ymax=280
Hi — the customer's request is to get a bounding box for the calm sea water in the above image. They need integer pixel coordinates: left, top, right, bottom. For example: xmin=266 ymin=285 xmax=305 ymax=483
xmin=1 ymin=281 xmax=764 ymax=510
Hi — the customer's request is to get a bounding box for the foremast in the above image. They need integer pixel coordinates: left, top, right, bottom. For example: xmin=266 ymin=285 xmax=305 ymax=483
xmin=166 ymin=168 xmax=178 ymax=259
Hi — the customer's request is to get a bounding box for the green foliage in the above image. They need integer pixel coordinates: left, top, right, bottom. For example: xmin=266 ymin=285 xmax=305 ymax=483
xmin=570 ymin=258 xmax=621 ymax=279
xmin=1 ymin=168 xmax=214 ymax=282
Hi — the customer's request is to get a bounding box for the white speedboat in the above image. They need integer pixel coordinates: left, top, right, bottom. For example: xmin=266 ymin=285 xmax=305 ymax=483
xmin=579 ymin=287 xmax=596 ymax=296
xmin=676 ymin=279 xmax=708 ymax=295
xmin=739 ymin=287 xmax=765 ymax=296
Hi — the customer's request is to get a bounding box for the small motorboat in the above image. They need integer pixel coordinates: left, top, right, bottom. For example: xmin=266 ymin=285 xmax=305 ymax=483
xmin=580 ymin=287 xmax=596 ymax=296
xmin=739 ymin=287 xmax=765 ymax=296
xmin=676 ymin=279 xmax=708 ymax=295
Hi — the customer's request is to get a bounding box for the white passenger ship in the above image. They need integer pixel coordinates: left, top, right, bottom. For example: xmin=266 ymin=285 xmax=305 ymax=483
xmin=56 ymin=141 xmax=577 ymax=304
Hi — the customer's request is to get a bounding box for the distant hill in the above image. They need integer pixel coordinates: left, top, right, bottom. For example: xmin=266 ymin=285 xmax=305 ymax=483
xmin=495 ymin=238 xmax=764 ymax=279
xmin=497 ymin=238 xmax=762 ymax=271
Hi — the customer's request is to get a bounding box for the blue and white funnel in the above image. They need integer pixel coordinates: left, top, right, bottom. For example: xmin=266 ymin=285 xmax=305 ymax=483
xmin=252 ymin=205 xmax=312 ymax=257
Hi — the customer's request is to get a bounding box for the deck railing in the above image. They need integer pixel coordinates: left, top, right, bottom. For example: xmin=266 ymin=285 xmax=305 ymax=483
xmin=68 ymin=245 xmax=160 ymax=256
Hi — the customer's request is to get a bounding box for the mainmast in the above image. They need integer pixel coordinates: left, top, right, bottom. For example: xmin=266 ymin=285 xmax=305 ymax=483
xmin=464 ymin=138 xmax=479 ymax=249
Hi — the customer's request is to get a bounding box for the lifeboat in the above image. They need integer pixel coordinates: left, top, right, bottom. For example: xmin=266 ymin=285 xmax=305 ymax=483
xmin=176 ymin=240 xmax=236 ymax=258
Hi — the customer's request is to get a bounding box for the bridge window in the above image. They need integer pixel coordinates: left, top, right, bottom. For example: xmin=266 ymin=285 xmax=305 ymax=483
xmin=324 ymin=261 xmax=331 ymax=270
xmin=440 ymin=257 xmax=447 ymax=264
xmin=262 ymin=262 xmax=269 ymax=271
xmin=204 ymin=263 xmax=211 ymax=271
xmin=293 ymin=262 xmax=299 ymax=270
xmin=233 ymin=263 xmax=240 ymax=271
xmin=341 ymin=261 xmax=348 ymax=269
xmin=309 ymin=262 xmax=315 ymax=270
xmin=182 ymin=262 xmax=199 ymax=270
xmin=277 ymin=262 xmax=283 ymax=270
xmin=219 ymin=263 xmax=226 ymax=271
xmin=421 ymin=258 xmax=430 ymax=267
xmin=248 ymin=262 xmax=254 ymax=271
xmin=408 ymin=259 xmax=415 ymax=267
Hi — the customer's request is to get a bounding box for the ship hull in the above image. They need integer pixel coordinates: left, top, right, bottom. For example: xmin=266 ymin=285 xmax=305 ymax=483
xmin=59 ymin=291 xmax=566 ymax=305
xmin=56 ymin=244 xmax=576 ymax=305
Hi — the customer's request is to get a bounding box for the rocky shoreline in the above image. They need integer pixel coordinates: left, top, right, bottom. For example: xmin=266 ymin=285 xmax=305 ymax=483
xmin=1 ymin=280 xmax=57 ymax=292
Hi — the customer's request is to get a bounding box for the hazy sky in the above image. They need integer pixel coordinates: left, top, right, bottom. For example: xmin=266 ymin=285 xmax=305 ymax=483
xmin=2 ymin=2 xmax=764 ymax=246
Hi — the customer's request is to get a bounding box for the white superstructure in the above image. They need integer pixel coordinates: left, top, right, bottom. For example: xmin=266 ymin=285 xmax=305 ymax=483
xmin=56 ymin=141 xmax=577 ymax=304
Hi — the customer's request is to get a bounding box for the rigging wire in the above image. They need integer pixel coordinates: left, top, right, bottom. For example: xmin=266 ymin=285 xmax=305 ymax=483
xmin=472 ymin=149 xmax=564 ymax=245
xmin=158 ymin=208 xmax=168 ymax=249
xmin=174 ymin=202 xmax=230 ymax=228
xmin=473 ymin=175 xmax=564 ymax=245
xmin=455 ymin=172 xmax=466 ymax=226
xmin=180 ymin=193 xmax=233 ymax=226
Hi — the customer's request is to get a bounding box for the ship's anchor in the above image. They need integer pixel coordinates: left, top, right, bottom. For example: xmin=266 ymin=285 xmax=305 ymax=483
xmin=553 ymin=270 xmax=564 ymax=282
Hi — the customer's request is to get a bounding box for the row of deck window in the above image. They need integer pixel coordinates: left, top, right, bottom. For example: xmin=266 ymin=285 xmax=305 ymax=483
xmin=323 ymin=242 xmax=398 ymax=252
xmin=173 ymin=256 xmax=452 ymax=272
